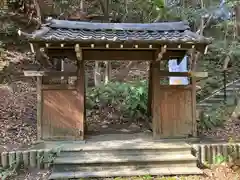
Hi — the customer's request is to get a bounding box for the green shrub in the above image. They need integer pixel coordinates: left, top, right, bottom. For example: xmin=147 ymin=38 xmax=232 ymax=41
xmin=86 ymin=80 xmax=148 ymax=119
xmin=198 ymin=99 xmax=236 ymax=131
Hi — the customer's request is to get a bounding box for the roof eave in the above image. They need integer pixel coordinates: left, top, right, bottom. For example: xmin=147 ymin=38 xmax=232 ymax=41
xmin=18 ymin=27 xmax=50 ymax=41
xmin=27 ymin=38 xmax=211 ymax=46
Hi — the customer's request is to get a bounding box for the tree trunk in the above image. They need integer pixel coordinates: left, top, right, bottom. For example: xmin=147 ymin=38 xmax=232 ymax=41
xmin=232 ymin=98 xmax=240 ymax=121
xmin=94 ymin=61 xmax=101 ymax=86
xmin=235 ymin=4 xmax=240 ymax=37
xmin=98 ymin=0 xmax=112 ymax=85
xmin=104 ymin=61 xmax=111 ymax=84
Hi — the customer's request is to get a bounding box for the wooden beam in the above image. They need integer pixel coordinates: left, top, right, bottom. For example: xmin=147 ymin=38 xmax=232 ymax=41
xmin=42 ymin=84 xmax=76 ymax=90
xmin=24 ymin=71 xmax=77 ymax=77
xmin=24 ymin=71 xmax=45 ymax=76
xmin=159 ymin=71 xmax=208 ymax=77
xmin=190 ymin=71 xmax=208 ymax=78
xmin=159 ymin=85 xmax=192 ymax=89
xmin=160 ymin=71 xmax=189 ymax=77
xmin=36 ymin=41 xmax=207 ymax=52
xmin=46 ymin=49 xmax=187 ymax=61
xmin=84 ymin=49 xmax=155 ymax=61
xmin=156 ymin=45 xmax=167 ymax=61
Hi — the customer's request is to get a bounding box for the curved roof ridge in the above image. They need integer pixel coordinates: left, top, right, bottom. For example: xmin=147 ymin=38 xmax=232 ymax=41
xmin=46 ymin=19 xmax=190 ymax=32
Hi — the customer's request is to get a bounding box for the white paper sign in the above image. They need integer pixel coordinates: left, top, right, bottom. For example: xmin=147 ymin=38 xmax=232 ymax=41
xmin=168 ymin=56 xmax=189 ymax=85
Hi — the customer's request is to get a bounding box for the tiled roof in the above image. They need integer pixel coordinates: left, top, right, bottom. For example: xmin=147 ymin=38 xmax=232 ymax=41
xmin=25 ymin=19 xmax=211 ymax=44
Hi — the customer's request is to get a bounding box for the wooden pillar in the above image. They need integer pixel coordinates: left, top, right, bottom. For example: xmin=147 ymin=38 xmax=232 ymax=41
xmin=75 ymin=44 xmax=86 ymax=140
xmin=36 ymin=76 xmax=43 ymax=140
xmin=152 ymin=61 xmax=161 ymax=139
xmin=148 ymin=62 xmax=153 ymax=117
xmin=191 ymin=71 xmax=197 ymax=136
xmin=190 ymin=50 xmax=199 ymax=137
xmin=76 ymin=60 xmax=85 ymax=139
xmin=151 ymin=46 xmax=167 ymax=138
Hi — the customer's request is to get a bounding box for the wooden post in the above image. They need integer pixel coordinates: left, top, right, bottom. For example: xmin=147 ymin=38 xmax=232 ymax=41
xmin=15 ymin=151 xmax=22 ymax=167
xmin=61 ymin=59 xmax=65 ymax=80
xmin=152 ymin=46 xmax=167 ymax=138
xmin=148 ymin=62 xmax=153 ymax=117
xmin=1 ymin=152 xmax=8 ymax=168
xmin=152 ymin=60 xmax=161 ymax=139
xmin=190 ymin=49 xmax=199 ymax=137
xmin=29 ymin=150 xmax=37 ymax=168
xmin=37 ymin=150 xmax=44 ymax=169
xmin=22 ymin=151 xmax=29 ymax=167
xmin=8 ymin=151 xmax=16 ymax=168
xmin=37 ymin=76 xmax=43 ymax=140
xmin=75 ymin=44 xmax=85 ymax=140
xmin=76 ymin=60 xmax=85 ymax=139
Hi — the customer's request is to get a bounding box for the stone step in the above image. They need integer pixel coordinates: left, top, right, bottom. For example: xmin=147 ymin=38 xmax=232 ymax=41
xmin=56 ymin=141 xmax=191 ymax=152
xmin=54 ymin=154 xmax=197 ymax=164
xmin=49 ymin=166 xmax=202 ymax=179
xmin=59 ymin=148 xmax=192 ymax=157
xmin=53 ymin=161 xmax=198 ymax=172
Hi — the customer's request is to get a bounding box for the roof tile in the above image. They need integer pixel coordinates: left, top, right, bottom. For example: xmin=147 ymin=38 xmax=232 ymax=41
xmin=26 ymin=19 xmax=212 ymax=44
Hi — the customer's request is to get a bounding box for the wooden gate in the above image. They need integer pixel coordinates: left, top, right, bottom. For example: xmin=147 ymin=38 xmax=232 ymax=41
xmin=42 ymin=89 xmax=84 ymax=140
xmin=151 ymin=63 xmax=196 ymax=139
xmin=24 ymin=59 xmax=85 ymax=141
xmin=159 ymin=86 xmax=193 ymax=137
xmin=153 ymin=85 xmax=194 ymax=138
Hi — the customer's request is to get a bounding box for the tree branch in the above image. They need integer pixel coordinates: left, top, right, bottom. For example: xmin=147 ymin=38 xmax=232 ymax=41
xmin=98 ymin=0 xmax=106 ymax=16
xmin=33 ymin=0 xmax=42 ymax=28
xmin=0 ymin=12 xmax=40 ymax=27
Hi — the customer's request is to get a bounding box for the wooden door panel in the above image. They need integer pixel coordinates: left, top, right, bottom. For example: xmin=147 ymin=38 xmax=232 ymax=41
xmin=42 ymin=90 xmax=84 ymax=140
xmin=159 ymin=88 xmax=193 ymax=137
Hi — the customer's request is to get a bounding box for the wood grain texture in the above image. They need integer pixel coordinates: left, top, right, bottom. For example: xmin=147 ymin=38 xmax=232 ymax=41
xmin=158 ymin=87 xmax=193 ymax=138
xmin=46 ymin=49 xmax=186 ymax=61
xmin=42 ymin=90 xmax=84 ymax=140
xmin=76 ymin=59 xmax=85 ymax=140
xmin=152 ymin=61 xmax=161 ymax=138
xmin=148 ymin=62 xmax=153 ymax=117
